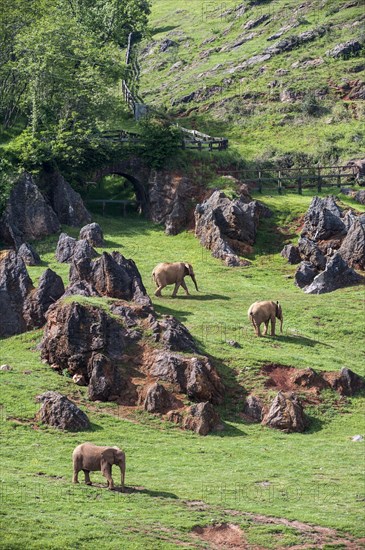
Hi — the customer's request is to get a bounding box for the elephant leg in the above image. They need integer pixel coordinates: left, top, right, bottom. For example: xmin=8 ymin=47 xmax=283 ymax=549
xmin=154 ymin=285 xmax=164 ymax=297
xmin=101 ymin=461 xmax=114 ymax=490
xmin=271 ymin=317 xmax=276 ymax=336
xmin=83 ymin=470 xmax=92 ymax=485
xmin=263 ymin=320 xmax=269 ymax=336
xmin=180 ymin=280 xmax=190 ymax=296
xmin=72 ymin=468 xmax=79 ymax=484
xmin=172 ymin=282 xmax=180 ymax=297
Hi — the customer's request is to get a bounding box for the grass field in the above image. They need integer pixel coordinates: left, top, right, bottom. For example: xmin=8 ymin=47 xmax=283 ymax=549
xmin=1 ymin=189 xmax=365 ymax=549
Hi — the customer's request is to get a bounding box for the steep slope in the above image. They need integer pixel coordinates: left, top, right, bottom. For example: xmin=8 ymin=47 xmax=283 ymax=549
xmin=137 ymin=0 xmax=364 ymax=162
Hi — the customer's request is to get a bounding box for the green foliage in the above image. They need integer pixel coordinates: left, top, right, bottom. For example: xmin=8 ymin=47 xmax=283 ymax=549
xmin=135 ymin=116 xmax=182 ymax=169
xmin=301 ymin=93 xmax=322 ymax=117
xmin=0 ymin=158 xmax=15 ymax=215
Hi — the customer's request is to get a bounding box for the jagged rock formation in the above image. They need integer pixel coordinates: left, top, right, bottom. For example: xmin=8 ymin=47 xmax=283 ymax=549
xmin=0 ymin=173 xmax=60 ymax=248
xmin=79 ymin=223 xmax=105 ymax=247
xmin=68 ymin=251 xmax=151 ymax=307
xmin=23 ymin=268 xmax=65 ymax=328
xmin=0 ymin=250 xmax=34 ymax=336
xmin=291 ymin=196 xmax=364 ymax=293
xmin=243 ymin=395 xmax=263 ymax=422
xmin=36 ymin=391 xmax=90 ymax=431
xmin=55 ymin=233 xmax=97 ymax=263
xmin=17 ymin=243 xmax=41 ymax=266
xmin=195 ymin=190 xmax=271 ymax=266
xmin=41 ymin=171 xmax=91 ymax=227
xmin=261 ymin=391 xmax=308 ymax=433
xmin=40 ymin=298 xmax=225 ymax=435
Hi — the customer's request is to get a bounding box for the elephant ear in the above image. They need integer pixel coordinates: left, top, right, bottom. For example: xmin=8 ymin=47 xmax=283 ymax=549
xmin=184 ymin=263 xmax=191 ymax=275
xmin=101 ymin=448 xmax=115 ymax=465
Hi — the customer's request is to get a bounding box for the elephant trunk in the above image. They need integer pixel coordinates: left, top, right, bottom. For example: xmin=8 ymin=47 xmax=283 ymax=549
xmin=191 ymin=274 xmax=199 ymax=291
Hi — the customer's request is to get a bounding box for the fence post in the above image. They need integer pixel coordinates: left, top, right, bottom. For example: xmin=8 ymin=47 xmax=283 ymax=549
xmin=258 ymin=171 xmax=262 ymax=193
xmin=298 ymin=175 xmax=302 ymax=195
xmin=278 ymin=170 xmax=282 ymax=194
xmin=337 ymin=167 xmax=341 ymax=188
xmin=317 ymin=167 xmax=322 ymax=193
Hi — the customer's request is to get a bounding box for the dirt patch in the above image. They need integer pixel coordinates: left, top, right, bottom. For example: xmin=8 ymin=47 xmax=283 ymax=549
xmin=192 ymin=523 xmax=248 ymax=549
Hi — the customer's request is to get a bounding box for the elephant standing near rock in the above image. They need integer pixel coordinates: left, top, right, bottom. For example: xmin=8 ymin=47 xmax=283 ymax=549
xmin=72 ymin=443 xmax=125 ymax=490
xmin=152 ymin=262 xmax=199 ymax=297
xmin=248 ymin=301 xmax=283 ymax=337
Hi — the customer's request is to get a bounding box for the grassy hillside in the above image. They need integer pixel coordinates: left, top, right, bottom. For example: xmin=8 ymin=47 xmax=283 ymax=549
xmin=137 ymin=0 xmax=364 ymax=162
xmin=1 ymin=191 xmax=365 ymax=548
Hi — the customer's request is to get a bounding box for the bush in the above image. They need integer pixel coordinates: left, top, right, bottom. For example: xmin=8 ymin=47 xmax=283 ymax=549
xmin=0 ymin=159 xmax=15 ymax=216
xmin=301 ymin=93 xmax=321 ymax=117
xmin=135 ymin=116 xmax=182 ymax=169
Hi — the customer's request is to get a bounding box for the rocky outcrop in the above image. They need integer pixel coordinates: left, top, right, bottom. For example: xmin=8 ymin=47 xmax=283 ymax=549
xmin=150 ymin=352 xmax=224 ymax=405
xmin=326 ymin=40 xmax=363 ymax=59
xmin=339 ymin=219 xmax=365 ymax=269
xmin=304 ymin=253 xmax=361 ymax=294
xmin=55 ymin=233 xmax=97 ymax=263
xmin=40 ymin=299 xmax=225 ymax=434
xmin=265 ymin=27 xmax=327 ymax=56
xmin=323 ymin=368 xmax=365 ymax=396
xmin=69 ymin=251 xmax=151 ymax=307
xmin=0 ymin=173 xmax=60 ymax=248
xmin=23 ymin=268 xmax=65 ymax=328
xmin=182 ymin=402 xmax=222 ymax=436
xmin=262 ymin=391 xmax=308 ymax=433
xmin=280 ymin=244 xmax=301 ymax=264
xmin=36 ymin=391 xmax=90 ymax=431
xmin=0 ymin=250 xmax=34 ymax=336
xmin=243 ymin=395 xmax=263 ymax=422
xmin=293 ymin=196 xmax=364 ymax=294
xmin=143 ymin=383 xmax=175 ymax=413
xmin=346 ymin=159 xmax=365 ymax=181
xmin=148 ymin=171 xmax=200 ymax=235
xmin=17 ymin=243 xmax=41 ymax=266
xmin=195 ymin=190 xmax=271 ymax=266
xmin=158 ymin=315 xmax=198 ymax=353
xmin=79 ymin=223 xmax=104 ymax=247
xmin=42 ymin=171 xmax=91 ymax=227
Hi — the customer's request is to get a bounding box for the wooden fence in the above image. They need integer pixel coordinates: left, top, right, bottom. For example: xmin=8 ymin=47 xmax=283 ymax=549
xmin=217 ymin=165 xmax=358 ymax=194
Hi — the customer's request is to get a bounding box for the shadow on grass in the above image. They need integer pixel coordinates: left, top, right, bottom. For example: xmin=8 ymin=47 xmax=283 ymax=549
xmin=278 ymin=334 xmax=333 ymax=348
xmin=119 ymin=486 xmax=179 ymax=499
xmin=153 ymin=304 xmax=192 ymax=321
xmin=151 ymin=25 xmax=179 ymax=35
xmin=210 ymin=422 xmax=247 ymax=438
xmin=303 ymin=415 xmax=325 ymax=434
xmin=176 ymin=293 xmax=230 ymax=301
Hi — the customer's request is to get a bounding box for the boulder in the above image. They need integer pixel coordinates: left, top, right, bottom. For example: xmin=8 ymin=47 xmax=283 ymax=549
xmin=291 ymin=368 xmax=330 ymax=391
xmin=17 ymin=243 xmax=41 ymax=266
xmin=69 ymin=251 xmax=151 ymax=307
xmin=243 ymin=395 xmax=263 ymax=422
xmin=281 ymin=244 xmax=301 ymax=264
xmin=261 ymin=391 xmax=308 ymax=433
xmin=0 ymin=173 xmax=60 ymax=248
xmin=297 ymin=237 xmax=326 ymax=269
xmin=323 ymin=368 xmax=365 ymax=396
xmin=23 ymin=268 xmax=65 ymax=328
xmin=143 ymin=383 xmax=174 ymax=413
xmin=150 ymin=352 xmax=224 ymax=405
xmin=195 ymin=190 xmax=270 ymax=266
xmin=295 ymin=261 xmax=319 ymax=288
xmin=43 ymin=172 xmax=91 ymax=226
xmin=55 ymin=233 xmax=97 ymax=263
xmin=182 ymin=402 xmax=222 ymax=435
xmin=346 ymin=159 xmax=365 ymax=182
xmin=339 ymin=220 xmax=365 ymax=269
xmin=40 ymin=301 xmax=127 ymax=379
xmin=304 ymin=252 xmax=362 ymax=294
xmin=0 ymin=250 xmax=33 ymax=336
xmin=301 ymin=196 xmax=346 ymax=241
xmin=88 ymin=353 xmax=127 ymax=402
xmin=36 ymin=391 xmax=90 ymax=431
xmin=326 ymin=40 xmax=363 ymax=59
xmin=355 ymin=190 xmax=365 ymax=205
xmin=79 ymin=222 xmax=104 ymax=247
xmin=158 ymin=315 xmax=198 ymax=353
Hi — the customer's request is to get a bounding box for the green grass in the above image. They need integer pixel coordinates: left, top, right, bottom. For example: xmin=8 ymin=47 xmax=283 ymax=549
xmin=137 ymin=0 xmax=365 ymax=162
xmin=1 ymin=192 xmax=365 ymax=548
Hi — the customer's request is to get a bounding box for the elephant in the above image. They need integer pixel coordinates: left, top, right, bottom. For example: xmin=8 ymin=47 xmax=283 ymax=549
xmin=152 ymin=262 xmax=199 ymax=297
xmin=72 ymin=443 xmax=125 ymax=490
xmin=248 ymin=300 xmax=283 ymax=337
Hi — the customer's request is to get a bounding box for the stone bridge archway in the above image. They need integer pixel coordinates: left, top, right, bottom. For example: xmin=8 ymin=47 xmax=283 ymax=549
xmin=92 ymin=158 xmax=151 ymax=215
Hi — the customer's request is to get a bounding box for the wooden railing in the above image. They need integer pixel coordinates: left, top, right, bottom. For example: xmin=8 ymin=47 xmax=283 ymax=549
xmin=217 ymin=165 xmax=359 ymax=194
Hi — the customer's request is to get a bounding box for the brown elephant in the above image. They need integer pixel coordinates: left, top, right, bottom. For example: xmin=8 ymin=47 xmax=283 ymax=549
xmin=248 ymin=300 xmax=283 ymax=337
xmin=72 ymin=443 xmax=125 ymax=490
xmin=152 ymin=262 xmax=199 ymax=297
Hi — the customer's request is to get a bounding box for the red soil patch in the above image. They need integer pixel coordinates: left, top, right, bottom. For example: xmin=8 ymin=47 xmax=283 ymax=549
xmin=192 ymin=523 xmax=249 ymax=549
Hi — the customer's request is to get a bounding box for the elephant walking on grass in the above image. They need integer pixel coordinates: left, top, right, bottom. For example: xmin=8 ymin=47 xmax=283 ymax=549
xmin=248 ymin=300 xmax=283 ymax=337
xmin=72 ymin=443 xmax=125 ymax=490
xmin=152 ymin=262 xmax=199 ymax=297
